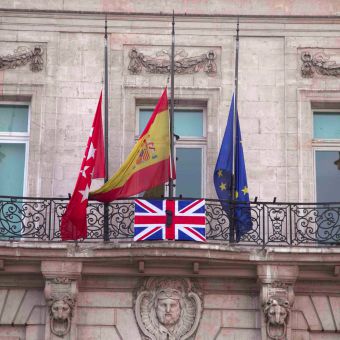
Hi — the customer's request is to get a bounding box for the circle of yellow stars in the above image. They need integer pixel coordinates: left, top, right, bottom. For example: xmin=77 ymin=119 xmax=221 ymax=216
xmin=217 ymin=169 xmax=248 ymax=198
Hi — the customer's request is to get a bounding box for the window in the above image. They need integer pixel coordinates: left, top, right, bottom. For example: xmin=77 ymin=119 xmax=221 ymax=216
xmin=138 ymin=106 xmax=206 ymax=197
xmin=313 ymin=111 xmax=340 ymax=202
xmin=0 ymin=104 xmax=30 ymax=196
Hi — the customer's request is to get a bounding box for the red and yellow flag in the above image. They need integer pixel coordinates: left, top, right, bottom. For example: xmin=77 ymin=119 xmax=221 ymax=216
xmin=90 ymin=88 xmax=174 ymax=202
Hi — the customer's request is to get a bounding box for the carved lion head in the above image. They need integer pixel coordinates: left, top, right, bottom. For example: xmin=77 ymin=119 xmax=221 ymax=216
xmin=264 ymin=298 xmax=289 ymax=325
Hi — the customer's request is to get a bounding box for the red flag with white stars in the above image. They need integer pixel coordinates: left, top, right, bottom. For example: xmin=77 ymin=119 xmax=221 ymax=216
xmin=60 ymin=92 xmax=105 ymax=240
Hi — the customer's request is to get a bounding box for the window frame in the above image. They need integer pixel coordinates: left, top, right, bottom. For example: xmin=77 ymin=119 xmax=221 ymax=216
xmin=0 ymin=102 xmax=30 ymax=196
xmin=312 ymin=109 xmax=340 ymax=202
xmin=136 ymin=104 xmax=207 ymax=197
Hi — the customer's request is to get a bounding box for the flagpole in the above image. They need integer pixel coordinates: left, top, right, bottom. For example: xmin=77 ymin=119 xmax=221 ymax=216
xmin=103 ymin=16 xmax=109 ymax=241
xmin=168 ymin=11 xmax=175 ymax=199
xmin=230 ymin=18 xmax=240 ymax=243
xmin=104 ymin=17 xmax=109 ymax=183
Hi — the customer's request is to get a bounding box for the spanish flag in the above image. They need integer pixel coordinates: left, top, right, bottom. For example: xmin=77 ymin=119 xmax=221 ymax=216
xmin=90 ymin=88 xmax=174 ymax=202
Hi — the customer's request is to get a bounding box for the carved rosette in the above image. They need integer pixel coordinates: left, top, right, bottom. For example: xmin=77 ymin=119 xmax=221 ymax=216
xmin=261 ymin=281 xmax=294 ymax=340
xmin=134 ymin=277 xmax=203 ymax=340
xmin=301 ymin=50 xmax=340 ymax=78
xmin=0 ymin=46 xmax=43 ymax=72
xmin=44 ymin=277 xmax=77 ymax=337
xmin=128 ymin=48 xmax=217 ymax=76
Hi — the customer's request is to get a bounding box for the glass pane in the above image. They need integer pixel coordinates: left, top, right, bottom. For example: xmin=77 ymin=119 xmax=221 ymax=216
xmin=176 ymin=148 xmax=202 ymax=197
xmin=0 ymin=143 xmax=25 ymax=196
xmin=139 ymin=109 xmax=203 ymax=137
xmin=316 ymin=151 xmax=340 ymax=202
xmin=0 ymin=105 xmax=29 ymax=133
xmin=139 ymin=109 xmax=152 ymax=135
xmin=314 ymin=113 xmax=340 ymax=139
xmin=174 ymin=110 xmax=203 ymax=137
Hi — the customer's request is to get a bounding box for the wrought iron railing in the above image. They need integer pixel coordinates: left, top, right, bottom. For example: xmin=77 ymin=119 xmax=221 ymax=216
xmin=0 ymin=195 xmax=339 ymax=246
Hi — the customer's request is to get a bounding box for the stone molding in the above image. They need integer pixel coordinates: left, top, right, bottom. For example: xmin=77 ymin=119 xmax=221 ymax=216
xmin=0 ymin=46 xmax=43 ymax=72
xmin=41 ymin=261 xmax=82 ymax=280
xmin=258 ymin=265 xmax=298 ymax=340
xmin=44 ymin=277 xmax=77 ymax=337
xmin=134 ymin=277 xmax=203 ymax=340
xmin=128 ymin=48 xmax=217 ymax=76
xmin=42 ymin=261 xmax=82 ymax=338
xmin=301 ymin=50 xmax=340 ymax=78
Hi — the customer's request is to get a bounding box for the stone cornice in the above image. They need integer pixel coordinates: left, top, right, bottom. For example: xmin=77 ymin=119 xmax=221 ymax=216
xmin=0 ymin=241 xmax=339 ymax=264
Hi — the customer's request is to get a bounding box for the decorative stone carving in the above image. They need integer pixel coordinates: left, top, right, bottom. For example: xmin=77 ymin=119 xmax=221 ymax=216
xmin=134 ymin=277 xmax=203 ymax=340
xmin=128 ymin=48 xmax=217 ymax=76
xmin=44 ymin=277 xmax=77 ymax=337
xmin=301 ymin=50 xmax=340 ymax=78
xmin=0 ymin=46 xmax=43 ymax=72
xmin=47 ymin=295 xmax=75 ymax=337
xmin=261 ymin=280 xmax=294 ymax=340
xmin=263 ymin=298 xmax=290 ymax=340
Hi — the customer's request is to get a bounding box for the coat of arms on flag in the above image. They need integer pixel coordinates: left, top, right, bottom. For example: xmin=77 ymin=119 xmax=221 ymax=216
xmin=134 ymin=199 xmax=206 ymax=242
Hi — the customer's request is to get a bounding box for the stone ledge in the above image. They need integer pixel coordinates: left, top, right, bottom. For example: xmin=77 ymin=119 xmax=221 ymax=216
xmin=0 ymin=240 xmax=339 ymax=259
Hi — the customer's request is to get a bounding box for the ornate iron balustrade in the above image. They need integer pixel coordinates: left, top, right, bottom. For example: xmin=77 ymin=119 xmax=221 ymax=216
xmin=0 ymin=196 xmax=339 ymax=246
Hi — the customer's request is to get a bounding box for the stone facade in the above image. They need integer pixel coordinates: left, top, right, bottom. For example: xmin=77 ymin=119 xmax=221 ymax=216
xmin=0 ymin=1 xmax=340 ymax=339
xmin=0 ymin=244 xmax=339 ymax=339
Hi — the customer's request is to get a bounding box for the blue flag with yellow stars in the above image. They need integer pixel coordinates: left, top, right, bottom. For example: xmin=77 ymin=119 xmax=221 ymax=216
xmin=214 ymin=94 xmax=252 ymax=241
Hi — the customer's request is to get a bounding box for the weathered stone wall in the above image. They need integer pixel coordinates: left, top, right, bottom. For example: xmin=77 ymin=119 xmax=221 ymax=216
xmin=2 ymin=6 xmax=340 ymax=201
xmin=0 ymin=2 xmax=340 ymax=340
xmin=0 ymin=245 xmax=337 ymax=339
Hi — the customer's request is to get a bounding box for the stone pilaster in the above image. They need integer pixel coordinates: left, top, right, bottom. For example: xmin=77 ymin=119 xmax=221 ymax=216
xmin=41 ymin=261 xmax=82 ymax=340
xmin=257 ymin=265 xmax=298 ymax=340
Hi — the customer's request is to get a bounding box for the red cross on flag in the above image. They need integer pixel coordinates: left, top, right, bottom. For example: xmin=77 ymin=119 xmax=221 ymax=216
xmin=134 ymin=199 xmax=206 ymax=242
xmin=60 ymin=92 xmax=105 ymax=240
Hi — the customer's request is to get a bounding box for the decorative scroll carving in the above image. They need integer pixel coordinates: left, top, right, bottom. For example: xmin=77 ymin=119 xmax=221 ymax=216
xmin=261 ymin=281 xmax=294 ymax=340
xmin=134 ymin=277 xmax=203 ymax=340
xmin=301 ymin=51 xmax=340 ymax=78
xmin=52 ymin=277 xmax=72 ymax=284
xmin=128 ymin=48 xmax=217 ymax=76
xmin=0 ymin=46 xmax=43 ymax=72
xmin=44 ymin=277 xmax=77 ymax=337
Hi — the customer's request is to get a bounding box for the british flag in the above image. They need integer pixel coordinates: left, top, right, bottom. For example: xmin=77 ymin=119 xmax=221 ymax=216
xmin=134 ymin=199 xmax=206 ymax=242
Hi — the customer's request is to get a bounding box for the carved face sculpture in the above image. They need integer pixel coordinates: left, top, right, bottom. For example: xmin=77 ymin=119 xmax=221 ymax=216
xmin=265 ymin=299 xmax=288 ymax=325
xmin=51 ymin=299 xmax=71 ymax=321
xmin=155 ymin=289 xmax=182 ymax=327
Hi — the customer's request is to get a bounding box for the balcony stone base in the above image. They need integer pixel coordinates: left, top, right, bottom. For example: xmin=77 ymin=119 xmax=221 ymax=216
xmin=0 ymin=242 xmax=338 ymax=339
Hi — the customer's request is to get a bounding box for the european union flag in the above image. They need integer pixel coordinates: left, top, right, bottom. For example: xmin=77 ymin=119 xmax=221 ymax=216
xmin=214 ymin=95 xmax=252 ymax=241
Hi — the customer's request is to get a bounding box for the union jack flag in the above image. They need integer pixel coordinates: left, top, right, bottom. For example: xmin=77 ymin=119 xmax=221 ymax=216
xmin=134 ymin=199 xmax=206 ymax=242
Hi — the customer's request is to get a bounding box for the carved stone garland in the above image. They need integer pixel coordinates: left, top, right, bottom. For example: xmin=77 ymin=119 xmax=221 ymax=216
xmin=0 ymin=46 xmax=43 ymax=72
xmin=134 ymin=277 xmax=203 ymax=340
xmin=44 ymin=277 xmax=77 ymax=337
xmin=301 ymin=51 xmax=340 ymax=78
xmin=262 ymin=281 xmax=294 ymax=340
xmin=128 ymin=48 xmax=217 ymax=76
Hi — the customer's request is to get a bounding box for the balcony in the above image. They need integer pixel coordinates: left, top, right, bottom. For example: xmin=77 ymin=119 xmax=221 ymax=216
xmin=0 ymin=195 xmax=339 ymax=246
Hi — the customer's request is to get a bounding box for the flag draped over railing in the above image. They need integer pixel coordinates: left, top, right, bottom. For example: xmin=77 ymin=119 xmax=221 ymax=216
xmin=60 ymin=93 xmax=105 ymax=241
xmin=214 ymin=94 xmax=252 ymax=241
xmin=134 ymin=199 xmax=206 ymax=242
xmin=90 ymin=88 xmax=174 ymax=202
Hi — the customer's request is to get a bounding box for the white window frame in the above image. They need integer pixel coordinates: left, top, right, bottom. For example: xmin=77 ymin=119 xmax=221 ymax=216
xmin=312 ymin=109 xmax=340 ymax=201
xmin=136 ymin=105 xmax=207 ymax=197
xmin=0 ymin=102 xmax=30 ymax=196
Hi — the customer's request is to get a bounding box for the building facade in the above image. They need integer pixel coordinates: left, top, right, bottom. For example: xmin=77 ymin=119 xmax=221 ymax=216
xmin=0 ymin=1 xmax=339 ymax=339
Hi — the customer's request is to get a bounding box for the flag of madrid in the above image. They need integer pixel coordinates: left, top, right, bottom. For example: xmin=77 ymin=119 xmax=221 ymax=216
xmin=60 ymin=93 xmax=104 ymax=240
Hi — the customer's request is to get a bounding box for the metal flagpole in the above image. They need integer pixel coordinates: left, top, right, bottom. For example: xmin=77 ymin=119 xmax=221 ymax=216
xmin=168 ymin=11 xmax=175 ymax=199
xmin=103 ymin=16 xmax=109 ymax=241
xmin=230 ymin=18 xmax=240 ymax=243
